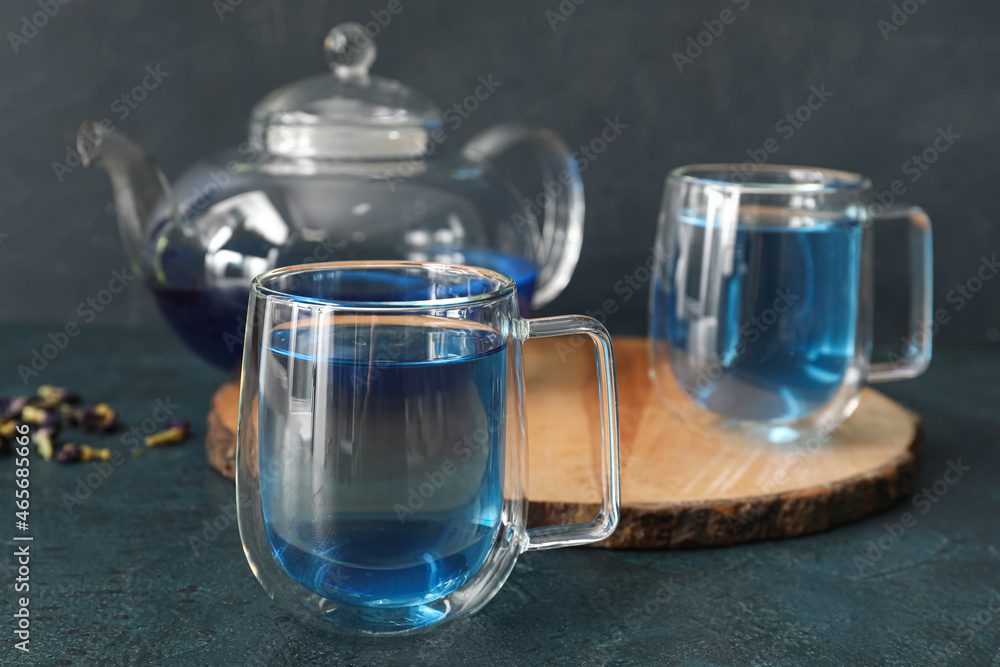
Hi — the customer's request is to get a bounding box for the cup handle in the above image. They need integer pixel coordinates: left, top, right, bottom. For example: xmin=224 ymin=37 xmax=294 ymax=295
xmin=868 ymin=205 xmax=934 ymax=382
xmin=520 ymin=316 xmax=620 ymax=550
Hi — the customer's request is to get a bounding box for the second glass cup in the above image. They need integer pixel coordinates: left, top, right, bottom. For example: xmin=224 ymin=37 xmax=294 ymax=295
xmin=236 ymin=261 xmax=619 ymax=635
xmin=650 ymin=164 xmax=932 ymax=444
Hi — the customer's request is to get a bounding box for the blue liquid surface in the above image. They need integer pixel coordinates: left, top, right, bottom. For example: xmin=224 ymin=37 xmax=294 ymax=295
xmin=415 ymin=247 xmax=538 ymax=315
xmin=259 ymin=322 xmax=506 ymax=608
xmin=153 ymin=246 xmax=537 ymax=370
xmin=659 ymin=218 xmax=861 ymax=422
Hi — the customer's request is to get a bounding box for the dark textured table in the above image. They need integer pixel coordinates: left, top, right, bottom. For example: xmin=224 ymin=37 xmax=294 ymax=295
xmin=2 ymin=324 xmax=998 ymax=666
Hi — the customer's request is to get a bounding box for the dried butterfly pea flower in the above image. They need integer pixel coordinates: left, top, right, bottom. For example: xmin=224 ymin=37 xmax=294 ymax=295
xmin=56 ymin=443 xmax=81 ymax=463
xmin=57 ymin=443 xmax=111 ymax=464
xmin=0 ymin=418 xmax=24 ymax=455
xmin=74 ymin=403 xmax=118 ymax=433
xmin=36 ymin=385 xmax=80 ymax=406
xmin=1 ymin=389 xmax=127 ymax=463
xmin=60 ymin=403 xmax=84 ymax=427
xmin=0 ymin=419 xmax=19 ymax=440
xmin=32 ymin=428 xmax=55 ymax=461
xmin=20 ymin=405 xmax=48 ymax=424
xmin=1 ymin=396 xmax=28 ymax=420
xmin=59 ymin=402 xmax=117 ymax=432
xmin=80 ymin=444 xmax=111 ymax=461
xmin=144 ymin=419 xmax=191 ymax=447
xmin=20 ymin=405 xmax=61 ymax=434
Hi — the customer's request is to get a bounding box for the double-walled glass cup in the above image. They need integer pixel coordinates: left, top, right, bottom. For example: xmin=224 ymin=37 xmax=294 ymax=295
xmin=237 ymin=261 xmax=619 ymax=635
xmin=650 ymin=164 xmax=932 ymax=444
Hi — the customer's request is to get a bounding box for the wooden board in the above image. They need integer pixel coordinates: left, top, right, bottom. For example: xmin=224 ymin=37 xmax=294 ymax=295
xmin=206 ymin=380 xmax=240 ymax=481
xmin=206 ymin=335 xmax=921 ymax=549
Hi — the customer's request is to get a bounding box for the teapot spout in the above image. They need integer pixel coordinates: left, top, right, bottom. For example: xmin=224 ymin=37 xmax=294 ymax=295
xmin=77 ymin=121 xmax=174 ymax=280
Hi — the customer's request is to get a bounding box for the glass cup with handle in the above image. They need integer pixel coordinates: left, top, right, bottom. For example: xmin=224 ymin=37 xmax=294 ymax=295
xmin=649 ymin=164 xmax=932 ymax=444
xmin=236 ymin=261 xmax=619 ymax=635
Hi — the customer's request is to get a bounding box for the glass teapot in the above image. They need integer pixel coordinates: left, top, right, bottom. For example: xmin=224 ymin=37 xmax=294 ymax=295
xmin=78 ymin=23 xmax=584 ymax=369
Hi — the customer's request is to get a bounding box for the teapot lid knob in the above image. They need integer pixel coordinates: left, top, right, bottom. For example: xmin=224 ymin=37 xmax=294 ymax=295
xmin=324 ymin=23 xmax=376 ymax=80
xmin=249 ymin=20 xmax=442 ymax=158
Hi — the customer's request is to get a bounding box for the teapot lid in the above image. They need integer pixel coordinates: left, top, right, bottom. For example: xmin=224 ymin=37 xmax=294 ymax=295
xmin=249 ymin=23 xmax=442 ymax=159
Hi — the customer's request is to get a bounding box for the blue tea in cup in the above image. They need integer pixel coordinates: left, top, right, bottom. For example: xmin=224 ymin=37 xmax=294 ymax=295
xmin=650 ymin=165 xmax=932 ymax=443
xmin=237 ymin=261 xmax=619 ymax=634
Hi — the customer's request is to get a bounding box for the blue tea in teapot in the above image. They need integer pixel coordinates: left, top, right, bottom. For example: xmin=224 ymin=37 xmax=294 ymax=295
xmin=80 ymin=23 xmax=581 ymax=369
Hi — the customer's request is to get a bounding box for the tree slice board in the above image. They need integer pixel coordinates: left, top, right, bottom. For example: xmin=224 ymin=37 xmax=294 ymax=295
xmin=205 ymin=335 xmax=921 ymax=549
xmin=206 ymin=380 xmax=240 ymax=481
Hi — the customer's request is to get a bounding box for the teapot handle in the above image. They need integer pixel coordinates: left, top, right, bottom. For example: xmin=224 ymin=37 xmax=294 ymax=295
xmin=464 ymin=125 xmax=584 ymax=309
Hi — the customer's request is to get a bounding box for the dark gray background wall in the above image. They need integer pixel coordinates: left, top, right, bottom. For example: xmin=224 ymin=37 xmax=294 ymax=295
xmin=1 ymin=0 xmax=998 ymax=348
